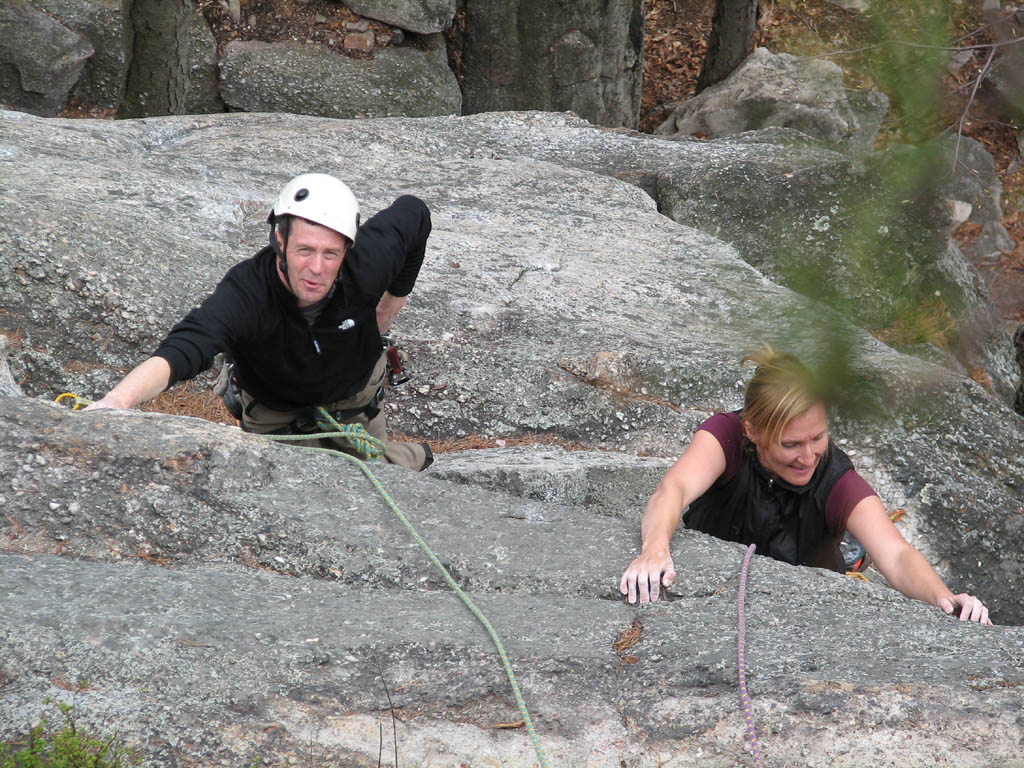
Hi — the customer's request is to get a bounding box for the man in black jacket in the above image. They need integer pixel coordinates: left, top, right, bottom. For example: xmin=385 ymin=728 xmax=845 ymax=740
xmin=85 ymin=173 xmax=433 ymax=470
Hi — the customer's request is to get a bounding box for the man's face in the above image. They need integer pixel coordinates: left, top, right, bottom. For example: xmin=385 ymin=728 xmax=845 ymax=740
xmin=276 ymin=216 xmax=349 ymax=307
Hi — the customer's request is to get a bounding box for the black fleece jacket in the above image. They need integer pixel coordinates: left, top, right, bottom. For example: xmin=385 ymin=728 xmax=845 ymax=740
xmin=153 ymin=195 xmax=430 ymax=409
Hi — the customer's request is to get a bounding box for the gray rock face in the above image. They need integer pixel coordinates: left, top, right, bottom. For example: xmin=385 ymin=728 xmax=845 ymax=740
xmin=429 ymin=447 xmax=674 ymax=518
xmin=0 ymin=336 xmax=22 ymax=396
xmin=343 ymin=0 xmax=456 ymax=34
xmin=26 ymin=0 xmax=129 ymax=111
xmin=460 ymin=0 xmax=644 ymax=128
xmin=1 ymin=106 xmax=1021 ymax=632
xmin=219 ymin=39 xmax=461 ymax=118
xmin=1 ymin=108 xmax=1024 ymax=765
xmin=654 ymin=134 xmax=1019 ymax=403
xmin=184 ymin=9 xmax=225 ymax=114
xmin=933 ymin=134 xmax=1021 ymax=330
xmin=936 ymin=135 xmax=1015 ymax=271
xmin=656 ymin=47 xmax=889 ymax=155
xmin=0 ymin=0 xmax=93 ymax=115
xmin=373 ymin=112 xmax=1016 ymax=404
xmin=1 ymin=394 xmax=1024 ymax=767
xmin=989 ymin=27 xmax=1024 ymax=115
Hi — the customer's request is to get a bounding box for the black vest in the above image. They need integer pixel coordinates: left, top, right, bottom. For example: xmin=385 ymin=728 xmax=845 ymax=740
xmin=683 ymin=440 xmax=853 ymax=572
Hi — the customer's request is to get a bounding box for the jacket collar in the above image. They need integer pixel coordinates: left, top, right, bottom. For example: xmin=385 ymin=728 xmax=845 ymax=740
xmin=746 ymin=439 xmax=833 ymax=496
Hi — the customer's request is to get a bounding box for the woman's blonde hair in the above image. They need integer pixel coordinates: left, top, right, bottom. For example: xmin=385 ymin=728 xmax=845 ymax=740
xmin=740 ymin=346 xmax=825 ymax=446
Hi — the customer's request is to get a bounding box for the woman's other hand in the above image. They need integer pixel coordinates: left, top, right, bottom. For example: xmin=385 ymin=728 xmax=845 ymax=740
xmin=938 ymin=593 xmax=993 ymax=625
xmin=620 ymin=550 xmax=676 ymax=604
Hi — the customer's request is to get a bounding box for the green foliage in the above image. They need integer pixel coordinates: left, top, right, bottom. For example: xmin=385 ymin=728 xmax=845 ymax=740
xmin=0 ymin=702 xmax=139 ymax=768
xmin=874 ymin=293 xmax=958 ymax=350
xmin=865 ymin=0 xmax=952 ymax=144
xmin=766 ymin=0 xmax=974 ymax=145
xmin=762 ymin=0 xmax=992 ymax=419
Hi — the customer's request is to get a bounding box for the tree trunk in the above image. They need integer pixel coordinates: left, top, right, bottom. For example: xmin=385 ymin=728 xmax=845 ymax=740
xmin=119 ymin=0 xmax=192 ymax=118
xmin=696 ymin=0 xmax=759 ymax=94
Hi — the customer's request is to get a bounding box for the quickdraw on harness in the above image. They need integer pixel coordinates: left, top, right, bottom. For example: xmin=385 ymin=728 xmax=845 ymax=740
xmin=381 ymin=334 xmax=410 ymax=386
xmin=55 ymin=394 xmax=548 ymax=767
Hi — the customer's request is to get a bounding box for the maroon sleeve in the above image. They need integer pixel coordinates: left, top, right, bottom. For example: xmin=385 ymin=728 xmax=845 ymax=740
xmin=696 ymin=412 xmax=744 ymax=483
xmin=825 ymin=469 xmax=878 ymax=536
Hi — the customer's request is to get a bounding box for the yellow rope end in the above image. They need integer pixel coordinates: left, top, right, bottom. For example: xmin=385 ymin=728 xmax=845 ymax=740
xmin=55 ymin=393 xmax=91 ymax=410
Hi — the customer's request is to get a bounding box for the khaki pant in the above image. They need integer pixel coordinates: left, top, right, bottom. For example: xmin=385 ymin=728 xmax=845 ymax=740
xmin=240 ymin=353 xmax=429 ymax=470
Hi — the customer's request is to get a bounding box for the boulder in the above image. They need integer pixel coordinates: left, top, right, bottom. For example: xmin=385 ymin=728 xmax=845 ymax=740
xmin=26 ymin=0 xmax=129 ymax=111
xmin=988 ymin=24 xmax=1024 ymax=115
xmin=1 ymin=107 xmax=1023 ymax=766
xmin=0 ymin=0 xmax=93 ymax=116
xmin=1 ymin=394 xmax=1023 ymax=767
xmin=656 ymin=47 xmax=889 ymax=155
xmin=184 ymin=9 xmax=225 ymax=114
xmin=397 ymin=114 xmax=1016 ymax=403
xmin=342 ymin=0 xmax=457 ymax=34
xmin=219 ymin=40 xmax=461 ymax=118
xmin=654 ymin=133 xmax=1020 ymax=403
xmin=936 ymin=135 xmax=1015 ymax=273
xmin=459 ymin=0 xmax=644 ymax=128
xmin=0 ymin=108 xmax=1021 ymax=641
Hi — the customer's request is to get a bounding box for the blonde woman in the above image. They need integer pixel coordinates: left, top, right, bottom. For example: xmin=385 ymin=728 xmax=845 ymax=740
xmin=619 ymin=348 xmax=992 ymax=624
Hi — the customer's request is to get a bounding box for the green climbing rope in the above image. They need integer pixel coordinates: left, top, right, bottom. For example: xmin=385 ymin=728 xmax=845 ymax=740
xmin=269 ymin=409 xmax=550 ymax=767
xmin=264 ymin=407 xmax=386 ymax=460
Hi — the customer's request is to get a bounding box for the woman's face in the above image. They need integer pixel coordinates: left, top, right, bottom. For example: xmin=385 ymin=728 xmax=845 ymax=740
xmin=745 ymin=403 xmax=829 ymax=486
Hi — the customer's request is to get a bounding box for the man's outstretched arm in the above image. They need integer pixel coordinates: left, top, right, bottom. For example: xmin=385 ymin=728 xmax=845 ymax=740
xmin=84 ymin=356 xmax=171 ymax=411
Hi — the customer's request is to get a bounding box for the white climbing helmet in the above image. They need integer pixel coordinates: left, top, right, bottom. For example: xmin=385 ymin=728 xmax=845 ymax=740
xmin=270 ymin=173 xmax=360 ymax=243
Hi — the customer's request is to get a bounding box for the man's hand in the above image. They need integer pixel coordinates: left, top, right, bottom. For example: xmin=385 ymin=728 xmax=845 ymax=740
xmin=619 ymin=550 xmax=676 ymax=604
xmin=938 ymin=593 xmax=993 ymax=625
xmin=83 ymin=394 xmax=127 ymax=411
xmin=81 ymin=356 xmax=172 ymax=413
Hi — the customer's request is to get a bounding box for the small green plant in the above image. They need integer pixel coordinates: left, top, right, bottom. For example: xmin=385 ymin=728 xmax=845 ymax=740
xmin=0 ymin=701 xmax=139 ymax=768
xmin=872 ymin=293 xmax=958 ymax=350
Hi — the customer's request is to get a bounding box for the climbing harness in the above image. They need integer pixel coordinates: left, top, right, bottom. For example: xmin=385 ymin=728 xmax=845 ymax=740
xmin=57 ymin=395 xmax=548 ymax=766
xmin=737 ymin=543 xmax=765 ymax=768
xmin=264 ymin=407 xmax=387 ymax=459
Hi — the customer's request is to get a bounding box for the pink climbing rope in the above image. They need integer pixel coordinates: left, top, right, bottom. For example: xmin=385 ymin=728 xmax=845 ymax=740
xmin=737 ymin=543 xmax=765 ymax=768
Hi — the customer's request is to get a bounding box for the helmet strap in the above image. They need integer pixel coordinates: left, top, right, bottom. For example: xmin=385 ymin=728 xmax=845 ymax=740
xmin=268 ymin=214 xmax=292 ymax=286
